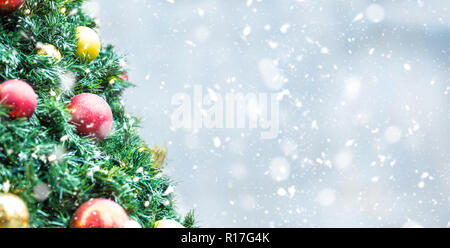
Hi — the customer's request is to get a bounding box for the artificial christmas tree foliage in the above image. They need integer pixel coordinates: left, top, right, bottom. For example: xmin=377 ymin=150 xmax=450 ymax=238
xmin=0 ymin=0 xmax=194 ymax=228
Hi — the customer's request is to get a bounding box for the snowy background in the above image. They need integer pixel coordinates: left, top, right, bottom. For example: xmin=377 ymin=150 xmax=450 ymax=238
xmin=93 ymin=0 xmax=449 ymax=227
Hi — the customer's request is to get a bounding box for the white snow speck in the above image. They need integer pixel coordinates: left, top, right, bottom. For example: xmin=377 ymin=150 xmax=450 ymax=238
xmin=287 ymin=186 xmax=296 ymax=198
xmin=345 ymin=77 xmax=362 ymax=100
xmin=311 ymin=120 xmax=318 ymax=130
xmin=242 ymin=25 xmax=252 ymax=37
xmin=352 ymin=12 xmax=364 ymax=22
xmin=185 ymin=40 xmax=196 ymax=47
xmin=197 ymin=8 xmax=205 ymax=17
xmin=269 ymin=157 xmax=290 ymax=182
xmin=366 ymin=4 xmax=385 ymax=23
xmin=317 ymin=188 xmax=336 ymax=206
xmin=384 ymin=126 xmax=402 ymax=144
xmin=335 ymin=150 xmax=353 ymax=170
xmin=277 ymin=187 xmax=287 ymax=196
xmin=280 ymin=23 xmax=291 ymax=33
xmin=213 ymin=137 xmax=221 ymax=147
xmin=345 ymin=139 xmax=355 ymax=147
xmin=258 ymin=58 xmax=287 ymax=90
xmin=418 ymin=181 xmax=425 ymax=188
xmin=403 ymin=63 xmax=411 ymax=71
xmin=420 ymin=172 xmax=429 ymax=179
xmin=59 ymin=71 xmax=77 ymax=93
xmin=268 ymin=40 xmax=279 ymax=49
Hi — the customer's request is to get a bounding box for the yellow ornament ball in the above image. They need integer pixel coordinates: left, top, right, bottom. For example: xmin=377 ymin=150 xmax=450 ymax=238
xmin=154 ymin=219 xmax=185 ymax=228
xmin=75 ymin=26 xmax=101 ymax=62
xmin=0 ymin=193 xmax=29 ymax=228
xmin=36 ymin=43 xmax=62 ymax=61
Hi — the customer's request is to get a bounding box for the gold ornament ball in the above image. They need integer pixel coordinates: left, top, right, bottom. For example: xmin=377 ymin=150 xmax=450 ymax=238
xmin=154 ymin=219 xmax=184 ymax=228
xmin=36 ymin=43 xmax=62 ymax=61
xmin=0 ymin=193 xmax=29 ymax=228
xmin=75 ymin=26 xmax=101 ymax=62
xmin=107 ymin=76 xmax=118 ymax=85
xmin=150 ymin=145 xmax=167 ymax=169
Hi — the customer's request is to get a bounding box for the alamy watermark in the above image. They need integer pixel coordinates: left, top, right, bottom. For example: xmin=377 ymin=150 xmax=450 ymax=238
xmin=170 ymin=85 xmax=280 ymax=139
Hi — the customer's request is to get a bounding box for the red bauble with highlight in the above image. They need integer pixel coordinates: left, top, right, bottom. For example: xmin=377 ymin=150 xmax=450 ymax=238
xmin=70 ymin=199 xmax=129 ymax=228
xmin=0 ymin=0 xmax=25 ymax=14
xmin=68 ymin=93 xmax=113 ymax=140
xmin=0 ymin=79 xmax=37 ymax=119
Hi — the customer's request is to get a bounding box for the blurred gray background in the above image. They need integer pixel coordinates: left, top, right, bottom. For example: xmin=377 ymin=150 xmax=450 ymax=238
xmin=93 ymin=0 xmax=449 ymax=227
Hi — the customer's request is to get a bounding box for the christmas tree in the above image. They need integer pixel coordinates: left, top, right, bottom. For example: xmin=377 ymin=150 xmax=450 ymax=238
xmin=0 ymin=0 xmax=193 ymax=228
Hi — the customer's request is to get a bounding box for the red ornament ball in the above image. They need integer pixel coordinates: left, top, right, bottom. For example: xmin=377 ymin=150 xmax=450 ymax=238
xmin=70 ymin=199 xmax=129 ymax=228
xmin=0 ymin=79 xmax=37 ymax=119
xmin=118 ymin=72 xmax=128 ymax=81
xmin=0 ymin=0 xmax=25 ymax=15
xmin=68 ymin=93 xmax=113 ymax=140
